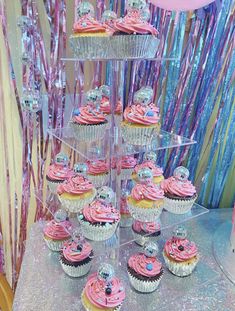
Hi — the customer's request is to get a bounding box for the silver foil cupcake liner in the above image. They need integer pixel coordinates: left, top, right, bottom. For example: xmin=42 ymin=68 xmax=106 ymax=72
xmin=70 ymin=121 xmax=108 ymax=142
xmin=163 ymin=252 xmax=199 ymax=277
xmin=43 ymin=236 xmax=69 ymax=252
xmin=110 ymin=35 xmax=160 ymax=59
xmin=81 ymin=290 xmax=122 ymax=311
xmin=163 ymin=196 xmax=197 ymax=214
xmin=78 ymin=217 xmax=119 ymax=241
xmin=58 ymin=189 xmax=97 ymax=213
xmin=120 ymin=216 xmax=133 ymax=228
xmin=47 ymin=180 xmax=61 ymax=194
xmin=60 ymin=260 xmax=92 ymax=278
xmin=127 ymin=202 xmax=163 ymax=222
xmin=121 ymin=124 xmax=158 ymax=146
xmin=87 ymin=173 xmax=109 ymax=188
xmin=128 ymin=271 xmax=162 ymax=293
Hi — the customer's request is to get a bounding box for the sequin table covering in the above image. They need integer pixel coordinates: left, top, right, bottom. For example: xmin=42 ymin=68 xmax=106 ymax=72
xmin=13 ymin=209 xmax=235 ymax=311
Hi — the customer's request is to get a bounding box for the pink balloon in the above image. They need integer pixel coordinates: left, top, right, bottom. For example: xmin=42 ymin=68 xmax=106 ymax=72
xmin=149 ymin=0 xmax=215 ymax=11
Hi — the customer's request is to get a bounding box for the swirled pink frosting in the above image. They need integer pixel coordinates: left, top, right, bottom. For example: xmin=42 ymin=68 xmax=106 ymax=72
xmin=132 ymin=220 xmax=160 ymax=234
xmin=72 ymin=106 xmax=107 ymax=125
xmin=120 ymin=197 xmax=130 ymax=215
xmin=84 ymin=272 xmax=125 ymax=308
xmin=121 ymin=156 xmax=137 ymax=169
xmin=128 ymin=253 xmax=162 ymax=277
xmin=73 ymin=16 xmax=107 ymax=34
xmin=114 ymin=11 xmax=158 ymax=36
xmin=164 ymin=237 xmax=198 ymax=262
xmin=87 ymin=160 xmax=109 ymax=175
xmin=134 ymin=160 xmax=163 ymax=177
xmin=57 ymin=175 xmax=94 ymax=195
xmin=100 ymin=97 xmax=122 ymax=115
xmin=161 ymin=176 xmax=196 ymax=197
xmin=62 ymin=240 xmax=92 ymax=262
xmin=131 ymin=182 xmax=164 ymax=201
xmin=124 ymin=104 xmax=160 ymax=125
xmin=83 ymin=200 xmax=120 ymax=223
xmin=46 ymin=164 xmax=74 ymax=181
xmin=43 ymin=220 xmax=71 ymax=240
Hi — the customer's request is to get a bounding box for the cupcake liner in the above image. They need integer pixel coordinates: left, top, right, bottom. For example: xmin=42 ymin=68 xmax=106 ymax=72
xmin=120 ymin=216 xmax=133 ymax=228
xmin=70 ymin=121 xmax=108 ymax=142
xmin=47 ymin=180 xmax=61 ymax=194
xmin=163 ymin=252 xmax=199 ymax=277
xmin=128 ymin=271 xmax=162 ymax=293
xmin=87 ymin=173 xmax=109 ymax=188
xmin=81 ymin=290 xmax=122 ymax=311
xmin=127 ymin=202 xmax=163 ymax=222
xmin=121 ymin=124 xmax=158 ymax=146
xmin=60 ymin=259 xmax=92 ymax=278
xmin=78 ymin=217 xmax=118 ymax=241
xmin=43 ymin=237 xmax=69 ymax=252
xmin=69 ymin=36 xmax=111 ymax=59
xmin=110 ymin=35 xmax=160 ymax=59
xmin=163 ymin=196 xmax=197 ymax=214
xmin=58 ymin=189 xmax=97 ymax=213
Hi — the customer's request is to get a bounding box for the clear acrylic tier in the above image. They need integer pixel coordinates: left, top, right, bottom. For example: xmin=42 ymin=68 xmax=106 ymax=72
xmin=48 ymin=126 xmax=196 ymax=161
xmin=61 ymin=57 xmax=180 ymax=62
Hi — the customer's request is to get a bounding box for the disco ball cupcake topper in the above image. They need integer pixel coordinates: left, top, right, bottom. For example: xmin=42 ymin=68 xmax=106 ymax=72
xmin=55 ymin=153 xmax=69 ymax=166
xmin=173 ymin=166 xmax=190 ymax=181
xmin=97 ymin=263 xmax=115 ymax=283
xmin=73 ymin=163 xmax=88 ymax=176
xmin=99 ymin=85 xmax=110 ymax=98
xmin=96 ymin=186 xmax=115 ymax=204
xmin=140 ymin=6 xmax=150 ymax=21
xmin=137 ymin=168 xmax=153 ymax=184
xmin=86 ymin=89 xmax=102 ymax=110
xmin=77 ymin=1 xmax=95 ymax=18
xmin=133 ymin=87 xmax=153 ymax=106
xmin=102 ymin=10 xmax=117 ymax=22
xmin=144 ymin=151 xmax=157 ymax=162
xmin=143 ymin=241 xmax=159 ymax=257
xmin=128 ymin=0 xmax=147 ymax=10
xmin=21 ymin=89 xmax=42 ymax=113
xmin=54 ymin=209 xmax=68 ymax=223
xmin=173 ymin=226 xmax=187 ymax=240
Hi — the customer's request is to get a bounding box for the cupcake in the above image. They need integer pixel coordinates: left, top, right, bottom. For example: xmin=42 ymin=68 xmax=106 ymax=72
xmin=78 ymin=187 xmax=120 ymax=241
xmin=87 ymin=159 xmax=109 ymax=187
xmin=60 ymin=238 xmax=93 ymax=277
xmin=46 ymin=153 xmax=74 ymax=194
xmin=57 ymin=174 xmax=96 ymax=213
xmin=81 ymin=263 xmax=125 ymax=311
xmin=70 ymin=89 xmax=108 ymax=142
xmin=132 ymin=220 xmax=161 ymax=246
xmin=120 ymin=189 xmax=132 ymax=228
xmin=127 ymin=168 xmax=164 ymax=222
xmin=132 ymin=151 xmax=164 ymax=185
xmin=111 ymin=1 xmax=159 ymax=59
xmin=43 ymin=210 xmax=72 ymax=252
xmin=99 ymin=85 xmax=122 ymax=125
xmin=161 ymin=166 xmax=197 ymax=214
xmin=121 ymin=87 xmax=161 ymax=145
xmin=127 ymin=242 xmax=163 ymax=293
xmin=163 ymin=226 xmax=199 ymax=277
xmin=112 ymin=156 xmax=137 ymax=180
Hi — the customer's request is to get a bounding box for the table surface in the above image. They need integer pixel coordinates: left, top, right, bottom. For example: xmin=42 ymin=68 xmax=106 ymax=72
xmin=13 ymin=209 xmax=235 ymax=311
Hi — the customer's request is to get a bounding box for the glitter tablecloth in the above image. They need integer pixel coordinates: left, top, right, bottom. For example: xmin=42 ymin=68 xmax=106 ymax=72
xmin=13 ymin=209 xmax=235 ymax=311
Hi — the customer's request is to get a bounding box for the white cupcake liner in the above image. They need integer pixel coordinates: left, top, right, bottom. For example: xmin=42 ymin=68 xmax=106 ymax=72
xmin=87 ymin=173 xmax=109 ymax=188
xmin=81 ymin=290 xmax=122 ymax=311
xmin=70 ymin=121 xmax=108 ymax=142
xmin=47 ymin=180 xmax=61 ymax=194
xmin=128 ymin=271 xmax=162 ymax=293
xmin=60 ymin=259 xmax=92 ymax=278
xmin=78 ymin=217 xmax=119 ymax=241
xmin=121 ymin=124 xmax=158 ymax=146
xmin=110 ymin=35 xmax=160 ymax=59
xmin=58 ymin=189 xmax=97 ymax=213
xmin=120 ymin=216 xmax=133 ymax=228
xmin=163 ymin=252 xmax=199 ymax=277
xmin=163 ymin=196 xmax=197 ymax=214
xmin=43 ymin=236 xmax=69 ymax=252
xmin=128 ymin=202 xmax=163 ymax=222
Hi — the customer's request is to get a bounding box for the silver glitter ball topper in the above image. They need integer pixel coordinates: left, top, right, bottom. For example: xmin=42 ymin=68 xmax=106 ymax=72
xmin=173 ymin=226 xmax=187 ymax=240
xmin=133 ymin=86 xmax=153 ymax=106
xmin=73 ymin=163 xmax=88 ymax=175
xmin=140 ymin=6 xmax=150 ymax=21
xmin=97 ymin=263 xmax=115 ymax=282
xmin=77 ymin=2 xmax=95 ymax=18
xmin=128 ymin=0 xmax=147 ymax=10
xmin=55 ymin=153 xmax=69 ymax=166
xmin=96 ymin=186 xmax=115 ymax=204
xmin=173 ymin=166 xmax=189 ymax=181
xmin=21 ymin=89 xmax=41 ymax=112
xmin=137 ymin=168 xmax=153 ymax=183
xmin=143 ymin=241 xmax=159 ymax=257
xmin=99 ymin=85 xmax=110 ymax=98
xmin=54 ymin=209 xmax=68 ymax=223
xmin=102 ymin=10 xmax=117 ymax=22
xmin=144 ymin=151 xmax=157 ymax=162
xmin=17 ymin=16 xmax=32 ymax=31
xmin=86 ymin=89 xmax=102 ymax=107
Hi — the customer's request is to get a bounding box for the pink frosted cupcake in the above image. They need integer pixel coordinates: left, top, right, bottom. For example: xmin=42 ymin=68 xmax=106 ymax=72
xmin=43 ymin=210 xmax=72 ymax=252
xmin=127 ymin=242 xmax=163 ymax=293
xmin=161 ymin=166 xmax=197 ymax=214
xmin=60 ymin=239 xmax=93 ymax=277
xmin=86 ymin=159 xmax=109 ymax=188
xmin=57 ymin=174 xmax=96 ymax=213
xmin=132 ymin=220 xmax=161 ymax=246
xmin=120 ymin=190 xmax=132 ymax=228
xmin=81 ymin=264 xmax=125 ymax=311
xmin=163 ymin=226 xmax=199 ymax=277
xmin=127 ymin=168 xmax=164 ymax=222
xmin=112 ymin=156 xmax=137 ymax=180
xmin=46 ymin=153 xmax=74 ymax=194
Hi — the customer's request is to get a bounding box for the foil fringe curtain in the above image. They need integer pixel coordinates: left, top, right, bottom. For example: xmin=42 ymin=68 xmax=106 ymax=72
xmin=0 ymin=0 xmax=234 ymax=288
